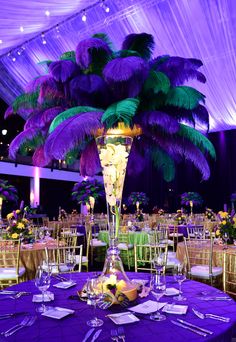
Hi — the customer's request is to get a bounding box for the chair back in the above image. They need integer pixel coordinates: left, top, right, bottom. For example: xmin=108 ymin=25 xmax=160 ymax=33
xmin=0 ymin=239 xmax=21 ymax=287
xmin=134 ymin=243 xmax=168 ymax=273
xmin=187 ymin=225 xmax=205 ymax=239
xmin=184 ymin=237 xmax=213 ymax=275
xmin=223 ymin=250 xmax=236 ymax=298
xmin=60 ymin=228 xmax=77 ymax=247
xmin=45 ymin=245 xmax=83 ymax=273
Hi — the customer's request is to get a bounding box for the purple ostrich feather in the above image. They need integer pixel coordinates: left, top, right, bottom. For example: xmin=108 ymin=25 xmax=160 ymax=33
xmin=9 ymin=128 xmax=43 ymax=159
xmin=32 ymin=146 xmax=50 ymax=167
xmin=75 ymin=37 xmax=112 ymax=69
xmin=80 ymin=140 xmax=101 ymax=177
xmin=49 ymin=60 xmax=80 ymax=83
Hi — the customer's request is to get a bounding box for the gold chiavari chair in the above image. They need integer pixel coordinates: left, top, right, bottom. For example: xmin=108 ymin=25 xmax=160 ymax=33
xmin=81 ymin=229 xmax=91 ymax=272
xmin=0 ymin=240 xmax=25 ymax=288
xmin=187 ymin=225 xmax=205 ymax=239
xmin=45 ymin=245 xmax=83 ymax=274
xmin=85 ymin=222 xmax=107 ymax=266
xmin=134 ymin=243 xmax=168 ymax=273
xmin=117 ymin=231 xmax=134 ymax=270
xmin=184 ymin=237 xmax=222 ymax=285
xmin=42 ymin=217 xmax=49 ymax=227
xmin=60 ymin=227 xmax=77 ymax=247
xmin=223 ymin=250 xmax=236 ymax=298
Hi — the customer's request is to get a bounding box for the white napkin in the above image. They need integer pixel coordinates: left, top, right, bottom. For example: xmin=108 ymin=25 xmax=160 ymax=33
xmin=33 ymin=291 xmax=54 ymax=302
xmin=53 ymin=281 xmax=76 ymax=289
xmin=107 ymin=312 xmax=139 ymax=325
xmin=164 ymin=288 xmax=180 ymax=296
xmin=129 ymin=300 xmax=167 ymax=314
xmin=42 ymin=307 xmax=74 ymax=319
xmin=162 ymin=304 xmax=188 ymax=315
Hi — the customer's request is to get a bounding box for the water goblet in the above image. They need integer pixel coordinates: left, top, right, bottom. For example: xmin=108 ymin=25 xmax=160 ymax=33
xmin=173 ymin=263 xmax=187 ymax=301
xmin=86 ymin=277 xmax=104 ymax=327
xmin=150 ymin=275 xmax=166 ymax=321
xmin=152 ymin=252 xmax=166 ymax=284
xmin=35 ymin=266 xmax=51 ymax=313
xmin=65 ymin=250 xmax=76 ymax=284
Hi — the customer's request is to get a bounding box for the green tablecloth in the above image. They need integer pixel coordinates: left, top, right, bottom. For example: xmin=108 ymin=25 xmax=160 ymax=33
xmin=98 ymin=230 xmax=152 ymax=266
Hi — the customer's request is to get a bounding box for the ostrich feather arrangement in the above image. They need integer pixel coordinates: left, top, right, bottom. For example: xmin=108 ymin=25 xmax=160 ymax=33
xmin=6 ymin=32 xmax=215 ymax=181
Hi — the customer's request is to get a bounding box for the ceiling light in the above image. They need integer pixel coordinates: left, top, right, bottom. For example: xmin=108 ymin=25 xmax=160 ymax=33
xmin=81 ymin=10 xmax=87 ymax=22
xmin=20 ymin=26 xmax=24 ymax=32
xmin=12 ymin=56 xmax=16 ymax=62
xmin=101 ymin=0 xmax=110 ymax=13
xmin=1 ymin=129 xmax=7 ymax=135
xmin=0 ymin=39 xmax=3 ymax=44
xmin=45 ymin=10 xmax=50 ymax=16
xmin=41 ymin=32 xmax=47 ymax=45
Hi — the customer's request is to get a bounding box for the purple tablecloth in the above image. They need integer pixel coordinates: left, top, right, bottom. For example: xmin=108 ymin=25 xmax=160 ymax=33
xmin=0 ymin=273 xmax=235 ymax=342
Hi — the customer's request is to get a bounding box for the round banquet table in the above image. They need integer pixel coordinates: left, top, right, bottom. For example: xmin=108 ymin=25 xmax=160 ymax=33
xmin=0 ymin=273 xmax=235 ymax=342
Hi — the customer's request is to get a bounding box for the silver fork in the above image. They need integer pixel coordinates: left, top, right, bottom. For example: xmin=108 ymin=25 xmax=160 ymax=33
xmin=117 ymin=327 xmax=125 ymax=341
xmin=111 ymin=329 xmax=119 ymax=342
xmin=5 ymin=316 xmax=37 ymax=337
xmin=0 ymin=292 xmax=23 ymax=300
xmin=192 ymin=308 xmax=230 ymax=322
xmin=1 ymin=316 xmax=30 ymax=336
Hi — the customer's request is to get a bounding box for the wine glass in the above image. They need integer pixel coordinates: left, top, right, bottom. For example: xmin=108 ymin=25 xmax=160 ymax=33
xmin=173 ymin=263 xmax=187 ymax=301
xmin=222 ymin=232 xmax=229 ymax=249
xmin=86 ymin=277 xmax=104 ymax=327
xmin=150 ymin=275 xmax=166 ymax=321
xmin=152 ymin=251 xmax=166 ymax=285
xmin=35 ymin=266 xmax=51 ymax=313
xmin=65 ymin=250 xmax=76 ymax=284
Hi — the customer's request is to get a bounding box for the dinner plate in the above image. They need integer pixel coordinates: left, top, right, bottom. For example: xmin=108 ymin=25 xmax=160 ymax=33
xmin=42 ymin=307 xmax=75 ymax=319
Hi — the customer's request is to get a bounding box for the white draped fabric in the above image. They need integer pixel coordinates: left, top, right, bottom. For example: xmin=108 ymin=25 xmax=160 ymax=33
xmin=0 ymin=0 xmax=235 ymax=132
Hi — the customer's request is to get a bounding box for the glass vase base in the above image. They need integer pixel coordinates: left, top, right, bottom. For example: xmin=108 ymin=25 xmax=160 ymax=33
xmin=150 ymin=313 xmax=166 ymax=321
xmin=87 ymin=318 xmax=104 ymax=327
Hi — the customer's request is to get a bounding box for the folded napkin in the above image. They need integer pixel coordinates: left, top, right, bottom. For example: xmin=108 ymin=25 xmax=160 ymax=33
xmin=42 ymin=307 xmax=74 ymax=319
xmin=33 ymin=291 xmax=54 ymax=302
xmin=129 ymin=300 xmax=167 ymax=314
xmin=162 ymin=304 xmax=188 ymax=315
xmin=107 ymin=312 xmax=139 ymax=325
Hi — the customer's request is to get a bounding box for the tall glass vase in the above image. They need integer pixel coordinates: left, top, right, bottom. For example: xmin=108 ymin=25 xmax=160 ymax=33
xmin=96 ymin=135 xmax=132 ymax=281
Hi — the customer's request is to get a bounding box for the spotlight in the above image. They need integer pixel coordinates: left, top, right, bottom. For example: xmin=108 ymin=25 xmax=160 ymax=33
xmin=0 ymin=39 xmax=3 ymax=44
xmin=12 ymin=56 xmax=16 ymax=62
xmin=41 ymin=32 xmax=47 ymax=45
xmin=20 ymin=26 xmax=24 ymax=32
xmin=81 ymin=10 xmax=87 ymax=22
xmin=101 ymin=0 xmax=110 ymax=13
xmin=45 ymin=10 xmax=50 ymax=16
xmin=1 ymin=129 xmax=7 ymax=136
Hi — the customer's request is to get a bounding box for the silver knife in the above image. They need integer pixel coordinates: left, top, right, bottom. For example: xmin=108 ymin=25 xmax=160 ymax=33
xmin=0 ymin=312 xmax=28 ymax=320
xmin=171 ymin=320 xmax=207 ymax=337
xmin=177 ymin=319 xmax=213 ymax=335
xmin=91 ymin=329 xmax=102 ymax=342
xmin=82 ymin=328 xmax=95 ymax=342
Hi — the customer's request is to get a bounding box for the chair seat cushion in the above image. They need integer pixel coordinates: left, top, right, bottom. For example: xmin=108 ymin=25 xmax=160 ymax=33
xmin=90 ymin=239 xmax=107 ymax=247
xmin=0 ymin=267 xmax=25 ymax=279
xmin=169 ymin=233 xmax=184 ymax=237
xmin=117 ymin=243 xmax=134 ymax=250
xmin=190 ymin=265 xmax=223 ymax=279
xmin=82 ymin=256 xmax=88 ymax=263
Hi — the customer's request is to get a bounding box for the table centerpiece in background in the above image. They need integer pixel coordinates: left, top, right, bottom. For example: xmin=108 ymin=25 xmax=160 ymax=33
xmin=0 ymin=179 xmax=18 ymax=225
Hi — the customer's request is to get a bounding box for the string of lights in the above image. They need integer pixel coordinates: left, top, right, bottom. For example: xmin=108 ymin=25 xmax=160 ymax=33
xmin=1 ymin=0 xmax=110 ymax=61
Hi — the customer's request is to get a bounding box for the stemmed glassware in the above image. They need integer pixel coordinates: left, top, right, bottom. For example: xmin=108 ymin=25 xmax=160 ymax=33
xmin=173 ymin=263 xmax=187 ymax=301
xmin=86 ymin=277 xmax=104 ymax=327
xmin=35 ymin=265 xmax=51 ymax=313
xmin=65 ymin=250 xmax=76 ymax=284
xmin=150 ymin=275 xmax=166 ymax=321
xmin=152 ymin=251 xmax=166 ymax=285
xmin=222 ymin=232 xmax=229 ymax=249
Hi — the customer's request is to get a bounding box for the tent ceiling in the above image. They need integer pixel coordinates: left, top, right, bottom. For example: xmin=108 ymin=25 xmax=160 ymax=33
xmin=0 ymin=0 xmax=235 ymax=132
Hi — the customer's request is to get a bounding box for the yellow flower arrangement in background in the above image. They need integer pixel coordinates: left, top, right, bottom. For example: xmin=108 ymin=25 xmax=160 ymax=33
xmin=216 ymin=211 xmax=236 ymax=242
xmin=6 ymin=206 xmax=33 ymax=242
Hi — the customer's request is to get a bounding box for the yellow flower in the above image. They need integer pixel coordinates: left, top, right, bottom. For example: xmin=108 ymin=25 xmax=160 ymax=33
xmin=11 ymin=233 xmax=19 ymax=239
xmin=17 ymin=222 xmax=25 ymax=229
xmin=222 ymin=220 xmax=227 ymax=225
xmin=7 ymin=213 xmax=14 ymax=220
xmin=22 ymin=218 xmax=29 ymax=224
xmin=215 ymin=229 xmax=220 ymax=236
xmin=16 ymin=209 xmax=21 ymax=214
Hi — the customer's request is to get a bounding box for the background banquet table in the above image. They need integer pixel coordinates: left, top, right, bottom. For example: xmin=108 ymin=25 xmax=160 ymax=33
xmin=0 ymin=272 xmax=235 ymax=341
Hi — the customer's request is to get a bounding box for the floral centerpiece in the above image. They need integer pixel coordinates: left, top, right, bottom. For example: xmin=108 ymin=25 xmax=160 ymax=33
xmin=136 ymin=209 xmax=144 ymax=222
xmin=180 ymin=192 xmax=203 ymax=207
xmin=71 ymin=179 xmax=104 ymax=205
xmin=205 ymin=208 xmax=215 ymax=221
xmin=58 ymin=208 xmax=68 ymax=221
xmin=215 ymin=211 xmax=236 ymax=243
xmin=6 ymin=204 xmax=33 ymax=242
xmin=174 ymin=210 xmax=187 ymax=225
xmin=128 ymin=192 xmax=149 ymax=210
xmin=0 ymin=179 xmax=18 ymax=223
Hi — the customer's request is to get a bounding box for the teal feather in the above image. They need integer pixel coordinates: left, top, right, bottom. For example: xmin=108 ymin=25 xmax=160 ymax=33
xmin=101 ymin=98 xmax=140 ymax=128
xmin=151 ymin=147 xmax=175 ymax=182
xmin=165 ymin=86 xmax=205 ymax=110
xmin=143 ymin=70 xmax=170 ymax=95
